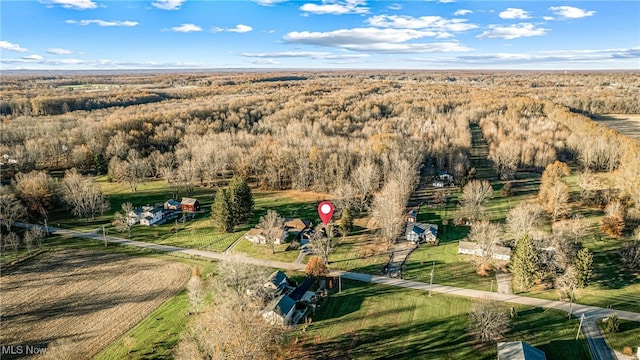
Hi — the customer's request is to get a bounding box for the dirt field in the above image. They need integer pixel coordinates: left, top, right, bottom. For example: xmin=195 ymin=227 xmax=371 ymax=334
xmin=0 ymin=250 xmax=189 ymax=359
xmin=593 ymin=114 xmax=640 ymax=140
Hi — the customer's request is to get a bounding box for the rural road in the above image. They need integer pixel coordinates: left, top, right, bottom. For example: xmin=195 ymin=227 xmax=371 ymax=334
xmin=17 ymin=223 xmax=640 ymax=323
xmin=15 ymin=222 xmax=638 ymax=360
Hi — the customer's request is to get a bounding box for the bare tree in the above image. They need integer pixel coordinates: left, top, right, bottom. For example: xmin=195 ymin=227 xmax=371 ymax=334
xmin=468 ymin=298 xmax=510 ymax=344
xmin=555 ymin=265 xmax=579 ymax=300
xmin=113 ymin=202 xmax=134 ymax=238
xmin=4 ymin=232 xmax=21 ymax=256
xmin=24 ymin=226 xmax=46 ymax=249
xmin=308 ymin=224 xmax=337 ymax=264
xmin=621 ymin=229 xmax=640 ymax=270
xmin=506 ymin=202 xmax=543 ymax=241
xmin=0 ymin=189 xmax=27 ymax=232
xmin=13 ymin=170 xmax=57 ymax=217
xmin=459 ymin=180 xmax=494 ymax=222
xmin=257 ymin=210 xmax=285 ymax=254
xmin=187 ymin=274 xmax=206 ymax=314
xmin=601 ymin=200 xmax=625 ymax=237
xmin=331 ymin=181 xmax=356 ymax=213
xmin=370 ymin=178 xmax=406 ymax=245
xmin=352 ymin=159 xmax=380 ymax=210
xmin=467 ymin=220 xmax=503 ymax=274
xmin=60 ymin=169 xmax=109 ymax=221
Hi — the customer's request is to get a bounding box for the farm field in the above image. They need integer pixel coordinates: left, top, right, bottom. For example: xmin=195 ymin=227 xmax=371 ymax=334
xmin=593 ymin=114 xmax=640 ymax=140
xmin=0 ymin=249 xmax=190 ymax=359
xmin=289 ymin=279 xmax=591 ymax=360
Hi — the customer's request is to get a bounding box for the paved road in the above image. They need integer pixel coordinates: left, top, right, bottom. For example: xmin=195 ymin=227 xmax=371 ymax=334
xmin=581 ymin=317 xmax=617 ymax=360
xmin=19 ymin=222 xmax=640 ymax=323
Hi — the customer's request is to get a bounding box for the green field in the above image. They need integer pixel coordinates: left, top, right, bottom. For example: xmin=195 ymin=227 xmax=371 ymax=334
xmin=600 ymin=319 xmax=640 ymax=354
xmin=292 ymin=279 xmax=591 ymax=360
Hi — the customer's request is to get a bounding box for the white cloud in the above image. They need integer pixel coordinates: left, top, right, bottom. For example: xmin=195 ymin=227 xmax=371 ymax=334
xmin=454 ymin=9 xmax=472 ymax=16
xmin=549 ymin=6 xmax=595 ymax=19
xmin=439 ymin=0 xmax=455 ymax=3
xmin=47 ymin=48 xmax=74 ymax=55
xmin=0 ymin=41 xmax=28 ymax=52
xmin=367 ymin=15 xmax=477 ymax=33
xmin=387 ymin=3 xmax=402 ymax=10
xmin=477 ymin=23 xmax=547 ymax=40
xmin=152 ymin=0 xmax=185 ymax=10
xmin=66 ymin=19 xmax=138 ymax=26
xmin=253 ymin=0 xmax=287 ymax=5
xmin=300 ymin=0 xmax=369 ymax=15
xmin=499 ymin=8 xmax=531 ymax=19
xmin=543 ymin=16 xmax=554 ymax=21
xmin=167 ymin=23 xmax=202 ymax=32
xmin=22 ymin=54 xmax=44 ymax=61
xmin=284 ymin=27 xmax=471 ymax=53
xmin=241 ymin=51 xmax=369 ymax=59
xmin=227 ymin=24 xmax=253 ymax=33
xmin=41 ymin=0 xmax=97 ymax=10
xmin=248 ymin=59 xmax=280 ymax=65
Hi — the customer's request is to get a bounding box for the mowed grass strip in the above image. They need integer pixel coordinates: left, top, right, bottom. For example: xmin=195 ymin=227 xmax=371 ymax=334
xmin=291 ymin=280 xmax=590 ymax=360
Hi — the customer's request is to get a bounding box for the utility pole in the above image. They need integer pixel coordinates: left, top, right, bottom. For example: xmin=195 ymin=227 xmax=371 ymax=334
xmin=429 ymin=261 xmax=435 ymax=297
xmin=43 ymin=218 xmax=49 ymax=236
xmin=569 ymin=286 xmax=575 ymax=318
xmin=490 ymin=280 xmax=494 ymax=292
xmin=102 ymin=226 xmax=107 ymax=247
xmin=339 ymin=275 xmax=342 ymax=293
xmin=576 ymin=313 xmax=585 ymax=340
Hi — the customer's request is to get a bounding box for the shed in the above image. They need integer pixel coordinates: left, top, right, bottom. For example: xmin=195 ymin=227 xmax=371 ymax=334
xmin=181 ymin=198 xmax=200 ymax=213
xmin=164 ymin=199 xmax=181 ymax=210
xmin=497 ymin=342 xmax=547 ymax=360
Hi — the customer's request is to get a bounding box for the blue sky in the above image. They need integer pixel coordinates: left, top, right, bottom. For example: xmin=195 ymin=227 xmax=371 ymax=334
xmin=1 ymin=0 xmax=639 ymax=70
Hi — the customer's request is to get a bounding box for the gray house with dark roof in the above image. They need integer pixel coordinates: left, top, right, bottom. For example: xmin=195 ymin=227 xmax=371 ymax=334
xmin=406 ymin=223 xmax=438 ymax=244
xmin=262 ymin=295 xmax=297 ymax=325
xmin=497 ymin=342 xmax=547 ymax=360
xmin=264 ymin=270 xmax=289 ymax=294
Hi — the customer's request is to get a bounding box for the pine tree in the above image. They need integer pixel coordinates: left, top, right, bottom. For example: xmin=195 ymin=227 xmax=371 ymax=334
xmin=228 ymin=176 xmax=254 ymax=226
xmin=510 ymin=235 xmax=539 ymax=291
xmin=211 ymin=188 xmax=233 ymax=232
xmin=339 ymin=208 xmax=354 ymax=238
xmin=574 ymin=247 xmax=593 ymax=288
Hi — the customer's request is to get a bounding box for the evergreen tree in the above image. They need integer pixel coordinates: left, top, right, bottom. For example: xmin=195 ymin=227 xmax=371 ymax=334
xmin=339 ymin=208 xmax=354 ymax=238
xmin=211 ymin=188 xmax=233 ymax=232
xmin=228 ymin=176 xmax=254 ymax=226
xmin=574 ymin=247 xmax=593 ymax=288
xmin=510 ymin=235 xmax=539 ymax=291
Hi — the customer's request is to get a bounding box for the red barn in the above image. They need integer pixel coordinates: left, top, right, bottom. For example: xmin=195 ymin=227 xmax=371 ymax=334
xmin=181 ymin=198 xmax=200 ymax=213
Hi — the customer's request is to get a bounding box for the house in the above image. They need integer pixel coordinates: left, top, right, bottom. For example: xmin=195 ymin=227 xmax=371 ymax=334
xmin=497 ymin=342 xmax=547 ymax=360
xmin=405 ymin=209 xmax=418 ymax=223
xmin=458 ymin=241 xmax=481 ymax=256
xmin=288 ymin=278 xmax=314 ymax=301
xmin=126 ymin=208 xmax=143 ymax=225
xmin=139 ymin=206 xmax=163 ymax=226
xmin=439 ymin=171 xmax=454 ymax=183
xmin=264 ymin=270 xmax=289 ymax=293
xmin=164 ymin=199 xmax=181 ymax=210
xmin=244 ymin=227 xmax=288 ymax=245
xmin=262 ymin=295 xmax=297 ymax=326
xmin=405 ymin=223 xmax=438 ymax=244
xmin=493 ymin=246 xmax=512 ymax=261
xmin=284 ymin=218 xmax=312 ymax=233
xmin=181 ymin=198 xmax=200 ymax=213
xmin=458 ymin=241 xmax=512 ymax=261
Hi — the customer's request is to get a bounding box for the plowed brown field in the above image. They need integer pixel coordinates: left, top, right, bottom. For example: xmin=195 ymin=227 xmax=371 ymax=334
xmin=594 ymin=114 xmax=640 ymax=140
xmin=0 ymin=250 xmax=189 ymax=359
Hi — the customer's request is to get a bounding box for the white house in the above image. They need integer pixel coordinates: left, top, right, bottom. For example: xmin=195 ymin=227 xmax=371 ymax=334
xmin=244 ymin=227 xmax=288 ymax=245
xmin=264 ymin=270 xmax=289 ymax=294
xmin=405 ymin=223 xmax=438 ymax=244
xmin=262 ymin=295 xmax=296 ymax=326
xmin=139 ymin=206 xmax=163 ymax=226
xmin=126 ymin=208 xmax=143 ymax=225
xmin=458 ymin=241 xmax=512 ymax=261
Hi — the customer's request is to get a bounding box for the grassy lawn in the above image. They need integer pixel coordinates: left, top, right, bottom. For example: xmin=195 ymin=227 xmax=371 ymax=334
xmin=600 ymin=320 xmax=640 ymax=354
xmin=291 ymin=279 xmax=590 ymax=360
xmin=231 ymin=238 xmax=300 ymax=263
xmin=94 ymin=289 xmax=192 ymax=360
xmin=328 ymin=217 xmax=389 ymax=274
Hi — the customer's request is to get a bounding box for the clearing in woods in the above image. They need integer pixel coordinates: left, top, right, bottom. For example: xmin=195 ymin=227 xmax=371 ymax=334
xmin=593 ymin=114 xmax=640 ymax=140
xmin=0 ymin=250 xmax=189 ymax=359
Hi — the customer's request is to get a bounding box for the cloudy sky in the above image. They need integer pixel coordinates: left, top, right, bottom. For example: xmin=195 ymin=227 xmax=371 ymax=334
xmin=1 ymin=0 xmax=638 ymax=70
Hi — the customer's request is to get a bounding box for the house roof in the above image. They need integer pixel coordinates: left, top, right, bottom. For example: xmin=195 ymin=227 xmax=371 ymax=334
xmin=284 ymin=218 xmax=311 ymax=231
xmin=458 ymin=241 xmax=479 ymax=250
xmin=246 ymin=228 xmax=264 ymax=237
xmin=406 ymin=223 xmax=438 ymax=237
xmin=165 ymin=199 xmax=181 ymax=206
xmin=181 ymin=197 xmax=199 ymax=205
xmin=265 ymin=295 xmax=296 ymax=317
xmin=494 ymin=246 xmax=513 ymax=257
xmin=497 ymin=342 xmax=547 ymax=360
xmin=267 ymin=270 xmax=288 ymax=288
xmin=289 ymin=278 xmax=314 ymax=301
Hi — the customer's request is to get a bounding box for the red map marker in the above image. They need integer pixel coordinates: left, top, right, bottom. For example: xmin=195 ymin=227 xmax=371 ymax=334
xmin=318 ymin=201 xmax=335 ymax=225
